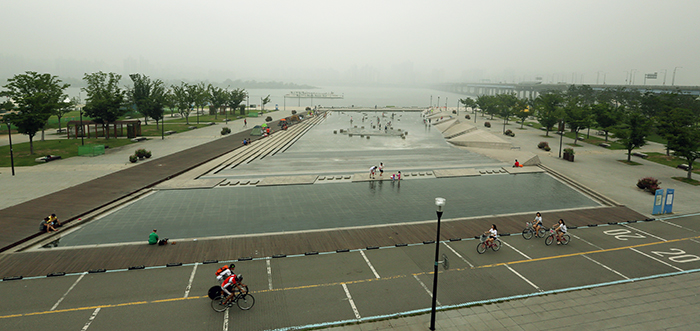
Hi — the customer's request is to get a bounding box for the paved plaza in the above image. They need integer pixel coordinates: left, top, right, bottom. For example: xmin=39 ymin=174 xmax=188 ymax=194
xmin=1 ymin=107 xmax=699 ymax=330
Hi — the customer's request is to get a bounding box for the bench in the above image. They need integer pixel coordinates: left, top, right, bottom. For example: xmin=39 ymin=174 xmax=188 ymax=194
xmin=207 ymin=122 xmax=216 ymax=126
xmin=131 ymin=137 xmax=148 ymax=142
xmin=599 ymin=143 xmax=611 ymax=148
xmin=164 ymin=130 xmax=177 ymax=135
xmin=188 ymin=126 xmax=197 ymax=130
xmin=56 ymin=128 xmax=66 ymax=134
xmin=632 ymin=152 xmax=648 ymax=159
xmin=35 ymin=155 xmax=61 ymax=163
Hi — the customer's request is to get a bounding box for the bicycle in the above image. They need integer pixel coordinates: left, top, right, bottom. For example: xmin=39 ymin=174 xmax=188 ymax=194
xmin=476 ymin=234 xmax=501 ymax=254
xmin=545 ymin=228 xmax=571 ymax=246
xmin=522 ymin=222 xmax=546 ymax=240
xmin=210 ymin=286 xmax=255 ymax=312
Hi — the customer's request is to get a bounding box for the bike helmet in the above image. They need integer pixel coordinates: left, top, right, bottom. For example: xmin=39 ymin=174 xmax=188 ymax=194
xmin=236 ymin=274 xmax=243 ymax=283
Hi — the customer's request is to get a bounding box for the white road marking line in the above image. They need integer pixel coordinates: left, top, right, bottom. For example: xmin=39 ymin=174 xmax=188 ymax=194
xmin=413 ymin=274 xmax=441 ymax=306
xmin=581 ymin=254 xmax=629 ymax=279
xmin=359 ymin=250 xmax=380 ymax=279
xmin=630 ymin=248 xmax=683 ymax=272
xmin=571 ymin=233 xmax=605 ymax=250
xmin=622 ymin=224 xmax=667 ymax=241
xmin=266 ymin=259 xmax=273 ymax=290
xmin=342 ymin=283 xmax=361 ymax=319
xmin=501 ymin=240 xmax=531 ymax=260
xmin=223 ymin=309 xmax=229 ymax=331
xmin=443 ymin=242 xmax=474 ymax=268
xmin=184 ymin=263 xmax=198 ymax=298
xmin=504 ymin=264 xmax=541 ymax=291
xmin=80 ymin=308 xmax=101 ymax=331
xmin=690 ymin=239 xmax=700 ymax=245
xmin=51 ymin=273 xmax=85 ymax=311
xmin=660 ymin=219 xmax=698 ymax=233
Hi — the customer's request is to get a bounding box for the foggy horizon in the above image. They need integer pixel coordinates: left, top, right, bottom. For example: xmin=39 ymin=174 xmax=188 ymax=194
xmin=2 ymin=0 xmax=699 ymax=87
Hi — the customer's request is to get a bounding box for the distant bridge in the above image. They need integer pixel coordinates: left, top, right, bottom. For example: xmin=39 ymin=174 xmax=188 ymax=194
xmin=435 ymin=82 xmax=700 ymax=99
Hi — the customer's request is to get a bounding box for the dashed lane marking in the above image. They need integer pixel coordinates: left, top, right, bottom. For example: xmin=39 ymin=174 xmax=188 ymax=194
xmin=580 ymin=254 xmax=629 ymax=280
xmin=413 ymin=274 xmax=441 ymax=306
xmin=629 ymin=248 xmax=683 ymax=272
xmin=504 ymin=264 xmax=540 ymax=291
xmin=622 ymin=224 xmax=667 ymax=241
xmin=3 ymin=234 xmax=700 ymax=321
xmin=443 ymin=242 xmax=474 ymax=268
xmin=501 ymin=240 xmax=531 ymax=260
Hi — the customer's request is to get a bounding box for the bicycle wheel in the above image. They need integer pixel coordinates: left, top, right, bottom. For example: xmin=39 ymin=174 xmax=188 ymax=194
xmin=476 ymin=242 xmax=487 ymax=254
xmin=545 ymin=235 xmax=554 ymax=246
xmin=211 ymin=296 xmax=228 ymax=313
xmin=522 ymin=229 xmax=533 ymax=240
xmin=562 ymin=235 xmax=571 ymax=245
xmin=492 ymin=239 xmax=502 ymax=251
xmin=236 ymin=293 xmax=255 ymax=310
xmin=537 ymin=228 xmax=547 ymax=238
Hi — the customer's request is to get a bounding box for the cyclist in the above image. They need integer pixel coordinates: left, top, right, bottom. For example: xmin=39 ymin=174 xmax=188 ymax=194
xmin=553 ymin=219 xmax=567 ymax=244
xmin=221 ymin=274 xmax=247 ymax=305
xmin=484 ymin=224 xmax=498 ymax=245
xmin=531 ymin=212 xmax=543 ymax=235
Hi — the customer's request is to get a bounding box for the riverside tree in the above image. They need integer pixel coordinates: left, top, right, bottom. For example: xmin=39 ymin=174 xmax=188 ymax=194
xmin=1 ymin=71 xmax=69 ymax=154
xmin=82 ymin=71 xmax=126 ymax=139
xmin=613 ymin=110 xmax=651 ymax=162
xmin=534 ymin=92 xmax=563 ymax=136
xmin=226 ymin=88 xmax=247 ymax=116
xmin=129 ymin=74 xmax=166 ymax=130
xmin=666 ymin=108 xmax=700 ymax=180
xmin=171 ymin=82 xmax=192 ymax=124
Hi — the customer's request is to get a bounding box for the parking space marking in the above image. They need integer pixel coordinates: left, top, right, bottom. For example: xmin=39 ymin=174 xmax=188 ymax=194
xmin=501 ymin=240 xmax=531 ymax=260
xmin=80 ymin=308 xmax=100 ymax=331
xmin=630 ymin=248 xmax=683 ymax=272
xmin=659 ymin=219 xmax=695 ymax=232
xmin=266 ymin=259 xmax=273 ymax=290
xmin=443 ymin=242 xmax=474 ymax=268
xmin=571 ymin=233 xmax=604 ymax=250
xmin=223 ymin=309 xmax=229 ymax=331
xmin=580 ymin=255 xmax=629 ymax=279
xmin=622 ymin=224 xmax=667 ymax=241
xmin=413 ymin=274 xmax=441 ymax=305
xmin=184 ymin=263 xmax=198 ymax=298
xmin=504 ymin=265 xmax=540 ymax=291
xmin=51 ymin=273 xmax=86 ymax=311
xmin=359 ymin=250 xmax=380 ymax=279
xmin=341 ymin=283 xmax=361 ymax=319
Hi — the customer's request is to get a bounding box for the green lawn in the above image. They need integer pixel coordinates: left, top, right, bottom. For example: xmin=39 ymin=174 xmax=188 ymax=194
xmin=139 ymin=123 xmax=209 ymax=136
xmin=646 ymin=152 xmax=700 ymax=174
xmin=0 ymin=138 xmax=135 ymax=167
xmin=672 ymin=177 xmax=700 ymax=186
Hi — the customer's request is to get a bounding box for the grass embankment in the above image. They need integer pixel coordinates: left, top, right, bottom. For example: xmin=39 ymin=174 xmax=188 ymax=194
xmin=0 ymin=138 xmax=134 ymax=167
xmin=646 ymin=152 xmax=700 ymax=174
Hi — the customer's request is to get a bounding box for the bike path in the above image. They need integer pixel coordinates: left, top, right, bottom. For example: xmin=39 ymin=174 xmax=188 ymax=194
xmin=3 ymin=215 xmax=700 ymax=330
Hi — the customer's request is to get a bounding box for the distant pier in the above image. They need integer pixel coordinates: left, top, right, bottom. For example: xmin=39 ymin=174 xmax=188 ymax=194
xmin=284 ymin=91 xmax=344 ymax=109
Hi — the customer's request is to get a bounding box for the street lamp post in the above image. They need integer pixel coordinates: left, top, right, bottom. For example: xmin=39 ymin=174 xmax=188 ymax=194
xmin=672 ymin=67 xmax=682 ymax=86
xmin=429 ymin=197 xmax=446 ymax=331
xmin=6 ymin=120 xmax=15 ymax=176
xmin=558 ymin=120 xmax=565 ymax=158
xmin=79 ymin=107 xmax=84 ymax=146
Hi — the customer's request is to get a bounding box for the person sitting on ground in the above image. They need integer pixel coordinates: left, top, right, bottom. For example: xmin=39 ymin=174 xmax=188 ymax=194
xmin=242 ymin=138 xmax=248 ymax=145
xmin=513 ymin=159 xmax=522 ymax=167
xmin=553 ymin=219 xmax=567 ymax=244
xmin=148 ymin=229 xmax=169 ymax=245
xmin=43 ymin=217 xmax=57 ymax=232
xmin=48 ymin=213 xmax=61 ymax=227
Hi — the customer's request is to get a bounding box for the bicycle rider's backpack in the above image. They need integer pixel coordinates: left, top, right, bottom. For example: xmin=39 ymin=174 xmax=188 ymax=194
xmin=215 ymin=266 xmax=229 ymax=276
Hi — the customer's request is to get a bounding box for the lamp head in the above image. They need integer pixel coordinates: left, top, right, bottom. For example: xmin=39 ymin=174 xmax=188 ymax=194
xmin=435 ymin=197 xmax=446 ymax=212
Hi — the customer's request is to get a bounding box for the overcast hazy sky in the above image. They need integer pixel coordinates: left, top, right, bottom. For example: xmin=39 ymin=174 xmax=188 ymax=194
xmin=1 ymin=0 xmax=698 ymax=86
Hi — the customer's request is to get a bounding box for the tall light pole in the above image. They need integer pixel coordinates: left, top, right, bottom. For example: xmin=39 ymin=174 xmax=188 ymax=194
xmin=672 ymin=67 xmax=682 ymax=86
xmin=5 ymin=119 xmax=15 ymax=176
xmin=429 ymin=197 xmax=446 ymax=331
xmin=661 ymin=69 xmax=668 ymax=85
xmin=630 ymin=69 xmax=637 ymax=85
xmin=437 ymin=96 xmax=440 ymax=111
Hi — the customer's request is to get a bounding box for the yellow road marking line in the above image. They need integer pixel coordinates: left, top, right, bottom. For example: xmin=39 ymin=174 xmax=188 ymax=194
xmin=3 ymin=234 xmax=699 ymax=320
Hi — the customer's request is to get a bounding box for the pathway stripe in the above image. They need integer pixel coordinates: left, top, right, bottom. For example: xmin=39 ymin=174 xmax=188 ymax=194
xmin=341 ymin=283 xmax=361 ymax=319
xmin=501 ymin=241 xmax=531 ymax=260
xmin=570 ymin=233 xmax=604 ymax=250
xmin=413 ymin=274 xmax=441 ymax=306
xmin=51 ymin=273 xmax=85 ymax=311
xmin=629 ymin=248 xmax=683 ymax=272
xmin=504 ymin=265 xmax=540 ymax=291
xmin=580 ymin=254 xmax=629 ymax=280
xmin=622 ymin=224 xmax=667 ymax=241
xmin=443 ymin=242 xmax=473 ymax=268
xmin=359 ymin=250 xmax=380 ymax=279
xmin=223 ymin=309 xmax=229 ymax=331
xmin=266 ymin=259 xmax=273 ymax=290
xmin=80 ymin=308 xmax=100 ymax=331
xmin=184 ymin=263 xmax=198 ymax=298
